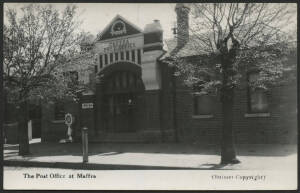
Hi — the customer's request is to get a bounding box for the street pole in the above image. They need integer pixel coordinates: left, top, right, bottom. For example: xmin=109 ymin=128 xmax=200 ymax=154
xmin=82 ymin=127 xmax=88 ymax=163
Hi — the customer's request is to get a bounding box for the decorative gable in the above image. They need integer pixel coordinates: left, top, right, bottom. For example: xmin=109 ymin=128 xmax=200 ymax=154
xmin=97 ymin=15 xmax=142 ymax=41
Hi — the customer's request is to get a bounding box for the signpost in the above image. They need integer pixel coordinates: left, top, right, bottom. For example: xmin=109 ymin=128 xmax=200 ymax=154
xmin=82 ymin=127 xmax=88 ymax=163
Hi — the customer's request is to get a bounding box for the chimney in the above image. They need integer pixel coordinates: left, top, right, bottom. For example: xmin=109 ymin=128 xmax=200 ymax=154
xmin=143 ymin=19 xmax=163 ymax=51
xmin=175 ymin=3 xmax=190 ymax=48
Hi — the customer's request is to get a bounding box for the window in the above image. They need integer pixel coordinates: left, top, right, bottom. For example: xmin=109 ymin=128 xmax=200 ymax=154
xmin=107 ymin=77 xmax=114 ymax=91
xmin=108 ymin=96 xmax=114 ymax=115
xmin=104 ymin=71 xmax=143 ymax=93
xmin=192 ymin=78 xmax=214 ymax=116
xmin=128 ymin=73 xmax=136 ymax=88
xmin=131 ymin=50 xmax=135 ymax=62
xmin=114 ymin=72 xmax=120 ymax=89
xmin=104 ymin=54 xmax=108 ymax=65
xmin=95 ymin=65 xmax=98 ymax=73
xmin=126 ymin=51 xmax=130 ymax=60
xmin=54 ymin=101 xmax=65 ymax=120
xmin=115 ymin=53 xmax=119 ymax=61
xmin=110 ymin=53 xmax=113 ymax=63
xmin=121 ymin=72 xmax=127 ymax=88
xmin=121 ymin=52 xmax=124 ymax=60
xmin=137 ymin=49 xmax=141 ymax=64
xmin=99 ymin=55 xmax=103 ymax=68
xmin=193 ymin=94 xmax=214 ymax=116
xmin=247 ymin=72 xmax=269 ymax=113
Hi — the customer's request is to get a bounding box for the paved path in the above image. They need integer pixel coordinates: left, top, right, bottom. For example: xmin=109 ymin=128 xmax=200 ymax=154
xmin=3 ymin=141 xmax=297 ymax=170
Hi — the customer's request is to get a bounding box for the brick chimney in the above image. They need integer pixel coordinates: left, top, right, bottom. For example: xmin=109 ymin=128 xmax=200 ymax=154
xmin=175 ymin=3 xmax=190 ymax=49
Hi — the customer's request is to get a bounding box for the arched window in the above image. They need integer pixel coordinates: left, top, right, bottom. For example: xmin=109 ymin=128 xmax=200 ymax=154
xmin=104 ymin=71 xmax=143 ymax=93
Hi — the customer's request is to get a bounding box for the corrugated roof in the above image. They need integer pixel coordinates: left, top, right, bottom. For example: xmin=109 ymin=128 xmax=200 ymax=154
xmin=161 ymin=35 xmax=210 ymax=60
xmin=63 ymin=52 xmax=95 ymax=71
xmin=161 ymin=36 xmax=297 ymax=61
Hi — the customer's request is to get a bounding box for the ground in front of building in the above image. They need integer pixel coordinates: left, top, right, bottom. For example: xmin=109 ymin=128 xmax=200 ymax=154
xmin=4 ymin=139 xmax=297 ymax=170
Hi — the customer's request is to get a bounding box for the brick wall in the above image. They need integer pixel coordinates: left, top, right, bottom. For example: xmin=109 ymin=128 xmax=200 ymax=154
xmin=41 ymin=100 xmax=80 ymax=142
xmin=164 ymin=52 xmax=297 ymax=145
xmin=173 ymin=81 xmax=297 ymax=144
xmin=140 ymin=90 xmax=164 ymax=142
xmin=233 ymin=85 xmax=297 ymax=144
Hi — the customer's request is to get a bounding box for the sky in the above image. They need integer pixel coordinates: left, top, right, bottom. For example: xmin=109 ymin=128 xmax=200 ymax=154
xmin=4 ymin=3 xmax=177 ymax=40
xmin=4 ymin=3 xmax=297 ymax=40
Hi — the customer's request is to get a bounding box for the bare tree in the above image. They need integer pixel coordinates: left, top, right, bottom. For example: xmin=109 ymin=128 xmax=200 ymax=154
xmin=168 ymin=3 xmax=296 ymax=164
xmin=3 ymin=4 xmax=89 ymax=155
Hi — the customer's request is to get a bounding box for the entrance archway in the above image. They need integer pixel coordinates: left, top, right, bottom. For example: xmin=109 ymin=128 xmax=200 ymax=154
xmin=98 ymin=62 xmax=145 ymax=134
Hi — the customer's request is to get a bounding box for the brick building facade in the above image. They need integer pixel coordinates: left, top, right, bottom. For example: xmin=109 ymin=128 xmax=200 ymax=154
xmin=5 ymin=4 xmax=296 ymax=144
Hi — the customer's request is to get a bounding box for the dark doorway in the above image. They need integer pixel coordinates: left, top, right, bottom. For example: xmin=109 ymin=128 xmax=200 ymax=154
xmin=103 ymin=70 xmax=144 ymax=133
xmin=105 ymin=93 xmax=136 ymax=132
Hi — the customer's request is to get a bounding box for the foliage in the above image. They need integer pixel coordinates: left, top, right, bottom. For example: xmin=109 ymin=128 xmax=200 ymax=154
xmin=170 ymin=3 xmax=297 ymax=95
xmin=3 ymin=4 xmax=92 ymax=103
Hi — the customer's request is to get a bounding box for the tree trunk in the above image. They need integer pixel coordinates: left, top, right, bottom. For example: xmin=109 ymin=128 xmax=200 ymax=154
xmin=220 ymin=57 xmax=240 ymax=164
xmin=18 ymin=100 xmax=30 ymax=155
xmin=220 ymin=86 xmax=240 ymax=164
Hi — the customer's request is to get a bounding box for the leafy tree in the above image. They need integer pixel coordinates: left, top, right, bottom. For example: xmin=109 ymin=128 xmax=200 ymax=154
xmin=3 ymin=4 xmax=91 ymax=155
xmin=167 ymin=3 xmax=296 ymax=164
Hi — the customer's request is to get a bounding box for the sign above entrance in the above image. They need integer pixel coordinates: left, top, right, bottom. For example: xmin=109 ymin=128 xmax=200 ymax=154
xmin=104 ymin=39 xmax=135 ymax=53
xmin=95 ymin=35 xmax=143 ymax=54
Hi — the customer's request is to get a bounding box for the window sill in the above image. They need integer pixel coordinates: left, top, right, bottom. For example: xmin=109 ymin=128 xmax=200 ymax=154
xmin=192 ymin=115 xmax=214 ymax=119
xmin=244 ymin=113 xmax=270 ymax=118
xmin=51 ymin=120 xmax=65 ymax=124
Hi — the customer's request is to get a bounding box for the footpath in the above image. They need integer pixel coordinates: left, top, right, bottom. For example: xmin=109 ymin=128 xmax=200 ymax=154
xmin=4 ymin=140 xmax=297 ymax=170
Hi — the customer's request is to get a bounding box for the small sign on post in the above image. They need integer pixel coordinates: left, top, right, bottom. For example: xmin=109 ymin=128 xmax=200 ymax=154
xmin=82 ymin=103 xmax=94 ymax=109
xmin=82 ymin=127 xmax=88 ymax=163
xmin=65 ymin=113 xmax=73 ymax=142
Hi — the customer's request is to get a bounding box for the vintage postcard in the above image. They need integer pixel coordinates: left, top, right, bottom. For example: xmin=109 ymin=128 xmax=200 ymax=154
xmin=3 ymin=2 xmax=298 ymax=190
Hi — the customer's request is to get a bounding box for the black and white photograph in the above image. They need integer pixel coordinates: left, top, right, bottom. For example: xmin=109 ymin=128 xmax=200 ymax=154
xmin=2 ymin=2 xmax=298 ymax=190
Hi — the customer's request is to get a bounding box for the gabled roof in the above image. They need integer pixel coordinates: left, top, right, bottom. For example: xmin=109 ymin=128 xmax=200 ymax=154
xmin=96 ymin=14 xmax=143 ymax=42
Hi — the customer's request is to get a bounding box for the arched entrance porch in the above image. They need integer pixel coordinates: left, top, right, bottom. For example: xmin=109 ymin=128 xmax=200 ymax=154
xmin=95 ymin=62 xmax=145 ymax=140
